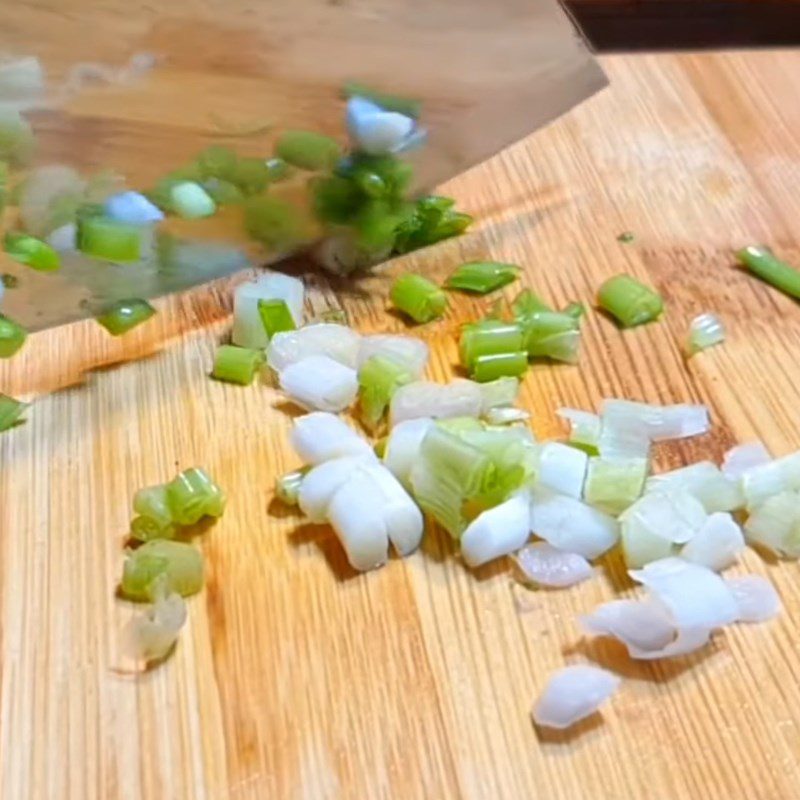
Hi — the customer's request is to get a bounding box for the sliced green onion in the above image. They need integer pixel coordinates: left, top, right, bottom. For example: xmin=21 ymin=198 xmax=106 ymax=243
xmin=563 ymin=302 xmax=586 ymax=320
xmin=584 ymin=457 xmax=648 ymax=515
xmin=557 ymin=408 xmax=601 ymax=454
xmin=460 ymin=322 xmax=524 ymax=370
xmin=311 ymin=174 xmax=363 ymax=225
xmin=211 ymin=344 xmax=264 ymax=385
xmin=170 ymin=181 xmax=216 ymax=219
xmin=478 ymin=376 xmax=520 ymax=412
xmin=0 ymin=110 xmax=34 ymax=167
xmin=597 ymin=274 xmax=663 ymax=327
xmin=196 ymin=145 xmax=238 ymax=180
xmin=244 ymin=196 xmax=309 ymax=251
xmin=77 ymin=216 xmax=143 ymax=262
xmin=95 ymin=299 xmax=156 ymax=336
xmin=3 ymin=231 xmax=59 ymax=271
xmin=131 ymin=485 xmax=176 ymax=541
xmin=736 ymin=245 xmax=800 ymax=300
xmin=520 ymin=311 xmax=581 ymax=363
xmin=275 ymin=467 xmax=309 ymax=506
xmin=265 ymin=157 xmax=292 ymax=183
xmin=687 ymin=312 xmax=725 ymax=355
xmin=392 ymin=196 xmax=472 ymax=255
xmin=201 ymin=178 xmax=244 ymax=206
xmin=0 ymin=315 xmax=27 ymax=358
xmin=257 ymin=299 xmax=296 ymax=339
xmin=342 ymin=82 xmax=422 ymax=118
xmin=358 ymin=354 xmax=413 ymax=429
xmin=390 ymin=273 xmax=448 ymax=323
xmin=617 ymin=231 xmax=635 ymax=244
xmin=0 ymin=394 xmax=28 ymax=432
xmin=121 ymin=540 xmax=204 ymax=602
xmin=166 ymin=467 xmax=226 ymax=525
xmin=275 ymin=130 xmax=342 ymax=171
xmin=513 ymin=289 xmax=551 ymax=316
xmin=471 ymin=351 xmax=528 ymax=383
xmin=445 ymin=261 xmax=520 ymax=294
xmin=230 ymin=157 xmax=270 ymax=195
xmin=353 ymin=199 xmax=411 ymax=254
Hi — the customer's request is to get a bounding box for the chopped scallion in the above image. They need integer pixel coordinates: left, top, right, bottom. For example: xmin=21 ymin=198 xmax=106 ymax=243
xmin=131 ymin=485 xmax=176 ymax=541
xmin=265 ymin=157 xmax=292 ymax=183
xmin=471 ymin=351 xmax=528 ymax=383
xmin=736 ymin=245 xmax=800 ymax=300
xmin=512 ymin=288 xmax=551 ymax=316
xmin=275 ymin=467 xmax=309 ymax=506
xmin=165 ymin=467 xmax=226 ymax=525
xmin=3 ymin=231 xmax=59 ymax=271
xmin=390 ymin=273 xmax=448 ymax=323
xmin=275 ymin=130 xmax=342 ymax=171
xmin=257 ymin=299 xmax=296 ymax=339
xmin=77 ymin=216 xmax=143 ymax=262
xmin=445 ymin=261 xmax=520 ymax=294
xmin=170 ymin=181 xmax=216 ymax=219
xmin=0 ymin=315 xmax=27 ymax=358
xmin=121 ymin=540 xmax=204 ymax=602
xmin=342 ymin=81 xmax=422 ymax=118
xmin=597 ymin=274 xmax=663 ymax=327
xmin=211 ymin=344 xmax=264 ymax=385
xmin=520 ymin=311 xmax=581 ymax=363
xmin=563 ymin=301 xmax=586 ymax=320
xmin=96 ymin=299 xmax=156 ymax=336
xmin=460 ymin=322 xmax=524 ymax=370
xmin=358 ymin=354 xmax=413 ymax=428
xmin=687 ymin=313 xmax=725 ymax=356
xmin=0 ymin=393 xmax=28 ymax=431
xmin=244 ymin=196 xmax=309 ymax=251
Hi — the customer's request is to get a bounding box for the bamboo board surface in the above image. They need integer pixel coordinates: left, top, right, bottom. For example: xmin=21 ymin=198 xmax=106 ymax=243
xmin=2 ymin=50 xmax=800 ymax=799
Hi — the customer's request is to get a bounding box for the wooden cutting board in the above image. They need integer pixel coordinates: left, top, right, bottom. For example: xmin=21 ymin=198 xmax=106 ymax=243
xmin=2 ymin=50 xmax=800 ymax=800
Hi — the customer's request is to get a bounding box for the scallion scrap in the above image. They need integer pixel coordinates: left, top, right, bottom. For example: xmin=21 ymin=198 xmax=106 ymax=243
xmin=597 ymin=274 xmax=663 ymax=328
xmin=121 ymin=540 xmax=205 ymax=602
xmin=471 ymin=351 xmax=528 ymax=383
xmin=390 ymin=273 xmax=448 ymax=323
xmin=212 ymin=344 xmax=264 ymax=385
xmin=3 ymin=231 xmax=59 ymax=271
xmin=258 ymin=299 xmax=296 ymax=339
xmin=275 ymin=130 xmax=342 ymax=171
xmin=0 ymin=315 xmax=27 ymax=358
xmin=736 ymin=245 xmax=800 ymax=300
xmin=687 ymin=313 xmax=725 ymax=356
xmin=96 ymin=299 xmax=156 ymax=336
xmin=77 ymin=216 xmax=143 ymax=262
xmin=0 ymin=393 xmax=28 ymax=432
xmin=445 ymin=261 xmax=520 ymax=294
xmin=358 ymin=355 xmax=413 ymax=429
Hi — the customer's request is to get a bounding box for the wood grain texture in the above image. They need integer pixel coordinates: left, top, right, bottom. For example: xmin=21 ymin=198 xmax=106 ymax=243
xmin=2 ymin=50 xmax=800 ymax=799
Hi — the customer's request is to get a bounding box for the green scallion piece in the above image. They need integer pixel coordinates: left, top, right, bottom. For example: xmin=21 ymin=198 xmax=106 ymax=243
xmin=390 ymin=273 xmax=448 ymax=323
xmin=445 ymin=261 xmax=520 ymax=294
xmin=96 ymin=299 xmax=156 ymax=336
xmin=0 ymin=393 xmax=28 ymax=431
xmin=77 ymin=216 xmax=143 ymax=262
xmin=131 ymin=485 xmax=176 ymax=542
xmin=459 ymin=322 xmax=524 ymax=370
xmin=343 ymin=82 xmax=422 ymax=118
xmin=265 ymin=157 xmax=292 ymax=183
xmin=471 ymin=351 xmax=528 ymax=383
xmin=0 ymin=315 xmax=27 ymax=358
xmin=257 ymin=299 xmax=296 ymax=339
xmin=311 ymin=174 xmax=363 ymax=225
xmin=170 ymin=181 xmax=216 ymax=219
xmin=358 ymin=355 xmax=413 ymax=428
xmin=736 ymin=245 xmax=800 ymax=300
xmin=598 ymin=274 xmax=663 ymax=327
xmin=275 ymin=467 xmax=309 ymax=506
xmin=275 ymin=130 xmax=342 ymax=171
xmin=166 ymin=467 xmax=226 ymax=526
xmin=3 ymin=231 xmax=59 ymax=272
xmin=520 ymin=311 xmax=581 ymax=364
xmin=584 ymin=456 xmax=648 ymax=515
xmin=0 ymin=110 xmax=35 ymax=167
xmin=244 ymin=196 xmax=309 ymax=251
xmin=196 ymin=145 xmax=238 ymax=181
xmin=211 ymin=344 xmax=264 ymax=385
xmin=201 ymin=178 xmax=244 ymax=206
xmin=121 ymin=540 xmax=204 ymax=602
xmin=512 ymin=288 xmax=551 ymax=316
xmin=230 ymin=157 xmax=270 ymax=195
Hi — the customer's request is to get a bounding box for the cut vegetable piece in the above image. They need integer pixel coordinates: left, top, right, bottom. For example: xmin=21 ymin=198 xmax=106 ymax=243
xmin=232 ymin=272 xmax=305 ymax=349
xmin=230 ymin=157 xmax=270 ymax=195
xmin=244 ymin=196 xmax=309 ymax=251
xmin=290 ymin=411 xmax=374 ymax=465
xmin=513 ymin=288 xmax=552 ymax=316
xmin=130 ymin=485 xmax=176 ymax=542
xmin=584 ymin=457 xmax=648 ymax=515
xmin=390 ymin=380 xmax=482 ymax=426
xmin=0 ymin=315 xmax=27 ymax=357
xmin=620 ymin=522 xmax=674 ymax=569
xmin=519 ymin=311 xmax=581 ymax=364
xmin=514 ymin=542 xmax=593 ymax=588
xmin=125 ymin=591 xmax=187 ymax=662
xmin=201 ymin=178 xmax=244 ymax=206
xmin=687 ymin=312 xmax=725 ymax=355
xmin=598 ymin=274 xmax=663 ymax=327
xmin=165 ymin=468 xmax=226 ymax=526
xmin=275 ymin=130 xmax=342 ymax=171
xmin=537 ymin=442 xmax=588 ymax=499
xmin=530 ymin=488 xmax=619 ymax=559
xmin=471 ymin=351 xmax=528 ymax=382
xmin=392 ymin=195 xmax=472 ymax=255
xmin=211 ymin=345 xmax=264 ymax=385
xmin=0 ymin=109 xmax=34 ymax=167
xmin=196 ymin=145 xmax=237 ymax=180
xmin=445 ymin=261 xmax=520 ymax=294
xmin=77 ymin=216 xmax=142 ymax=262
xmin=722 ymin=441 xmax=771 ymax=481
xmin=563 ymin=301 xmax=586 ymax=320
xmin=532 ymin=665 xmax=619 ymax=730
xmin=267 ymin=324 xmax=360 ymax=371
xmin=121 ymin=540 xmax=204 ymax=601
xmin=680 ymin=512 xmax=744 ymax=572
xmin=601 ymin=400 xmax=709 ymax=442
xmin=736 ymin=245 xmax=800 ymax=300
xmin=390 ymin=273 xmax=448 ymax=323
xmin=96 ymin=299 xmax=156 ymax=336
xmin=46 ymin=223 xmax=77 ymax=252
xmin=346 ymin=97 xmax=417 ymax=156
xmin=620 ymin=490 xmax=707 ymax=548
xmin=257 ymin=299 xmax=296 ymax=339
xmin=169 ymin=182 xmax=215 ymax=219
xmin=105 ymin=191 xmax=164 ymax=225
xmin=744 ymin=490 xmax=800 ymax=557
xmin=557 ymin=409 xmax=601 ymax=453
xmin=358 ymin=354 xmax=413 ymax=429
xmin=645 ymin=461 xmax=743 ymax=513
xmin=0 ymin=393 xmax=28 ymax=432
xmin=459 ymin=322 xmax=524 ymax=370
xmin=741 ymin=452 xmax=800 ymax=510
xmin=485 ymin=407 xmax=530 ymax=426
xmin=383 ymin=417 xmax=435 ymax=488
xmin=299 ymin=455 xmax=373 ymax=523
xmin=4 ymin=232 xmax=59 ymax=271
xmin=357 ymin=334 xmax=428 ymax=378
xmin=478 ymin=377 xmax=520 ymax=414
xmin=343 ymin=82 xmax=421 ymax=118
xmin=726 ymin=575 xmax=781 ymax=623
xmin=279 ymin=355 xmax=358 ymax=412
xmin=460 ymin=492 xmax=530 ymax=567
xmin=275 ymin=468 xmax=308 ymax=506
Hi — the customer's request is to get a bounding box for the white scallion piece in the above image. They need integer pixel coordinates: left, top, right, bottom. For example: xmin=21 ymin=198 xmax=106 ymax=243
xmin=686 ymin=313 xmax=725 ymax=355
xmin=530 ymin=488 xmax=619 ymax=560
xmin=620 ymin=523 xmax=674 ymax=569
xmin=46 ymin=223 xmax=77 ymax=252
xmin=514 ymin=542 xmax=593 ymax=588
xmin=124 ymin=592 xmax=188 ymax=663
xmin=601 ymin=400 xmax=710 ymax=442
xmin=557 ymin=408 xmax=600 ymax=451
xmin=741 ymin=452 xmax=800 ymax=510
xmin=478 ymin=377 xmax=521 ymax=414
xmin=390 ymin=380 xmax=483 ymax=427
xmin=645 ymin=461 xmax=743 ymax=513
xmin=743 ymin=490 xmax=800 ymax=557
xmin=460 ymin=493 xmax=531 ymax=568
xmin=233 ymin=273 xmax=306 ymax=349
xmin=298 ymin=455 xmax=374 ymax=523
xmin=290 ymin=411 xmax=374 ymax=465
xmin=105 ymin=190 xmax=164 ymax=225
xmin=484 ymin=407 xmax=530 ymax=426
xmin=356 ymin=334 xmax=429 ymax=378
xmin=722 ymin=441 xmax=771 ymax=481
xmin=267 ymin=323 xmax=360 ymax=371
xmin=680 ymin=512 xmax=745 ymax=571
xmin=532 ymin=665 xmax=620 ymax=730
xmin=346 ymin=97 xmax=417 ymax=156
xmin=619 ymin=490 xmax=707 ymax=549
xmin=536 ymin=442 xmax=588 ymax=499
xmin=726 ymin=575 xmax=782 ymax=623
xmin=383 ymin=417 xmax=435 ymax=488
xmin=279 ymin=355 xmax=358 ymax=412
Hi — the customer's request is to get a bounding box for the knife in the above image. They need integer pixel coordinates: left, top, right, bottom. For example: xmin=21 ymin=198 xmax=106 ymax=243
xmin=0 ymin=0 xmax=605 ymax=331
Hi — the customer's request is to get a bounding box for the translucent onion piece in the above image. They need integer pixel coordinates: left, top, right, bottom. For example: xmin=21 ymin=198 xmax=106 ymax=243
xmin=530 ymin=488 xmax=619 ymax=559
xmin=233 ymin=273 xmax=305 ymax=349
xmin=557 ymin=408 xmax=600 ymax=450
xmin=105 ymin=190 xmax=164 ymax=225
xmin=267 ymin=324 xmax=361 ymax=372
xmin=279 ymin=356 xmax=358 ymax=412
xmin=620 ymin=523 xmax=674 ymax=569
xmin=290 ymin=411 xmax=374 ymax=465
xmin=46 ymin=223 xmax=77 ymax=252
xmin=298 ymin=455 xmax=373 ymax=523
xmin=390 ymin=380 xmax=483 ymax=427
xmin=383 ymin=417 xmax=435 ymax=488
xmin=514 ymin=542 xmax=593 ymax=588
xmin=484 ymin=407 xmax=530 ymax=426
xmin=629 ymin=557 xmax=739 ymax=629
xmin=346 ymin=97 xmax=417 ymax=155
xmin=125 ymin=592 xmax=187 ymax=662
xmin=536 ymin=442 xmax=588 ymax=499
xmin=478 ymin=377 xmax=520 ymax=414
xmin=460 ymin=492 xmax=530 ymax=567
xmin=722 ymin=441 xmax=771 ymax=481
xmin=645 ymin=461 xmax=743 ymax=513
xmin=741 ymin=452 xmax=800 ymax=510
xmin=680 ymin=512 xmax=745 ymax=572
xmin=620 ymin=490 xmax=707 ymax=548
xmin=532 ymin=665 xmax=620 ymax=730
xmin=726 ymin=575 xmax=782 ymax=623
xmin=743 ymin=490 xmax=800 ymax=557
xmin=356 ymin=334 xmax=429 ymax=378
xmin=687 ymin=312 xmax=725 ymax=355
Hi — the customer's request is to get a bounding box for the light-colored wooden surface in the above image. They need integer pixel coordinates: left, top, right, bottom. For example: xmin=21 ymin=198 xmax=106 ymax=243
xmin=2 ymin=49 xmax=800 ymax=799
